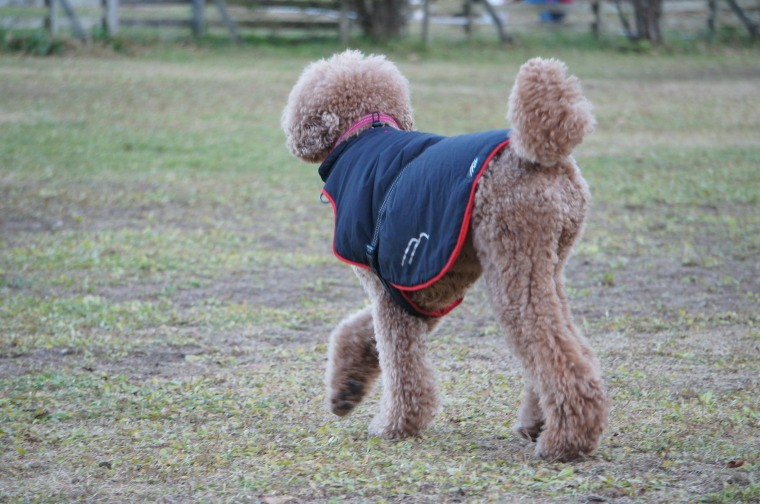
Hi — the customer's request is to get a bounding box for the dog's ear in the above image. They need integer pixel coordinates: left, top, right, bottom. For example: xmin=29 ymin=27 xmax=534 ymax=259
xmin=284 ymin=109 xmax=341 ymax=163
xmin=281 ymin=55 xmax=344 ymax=163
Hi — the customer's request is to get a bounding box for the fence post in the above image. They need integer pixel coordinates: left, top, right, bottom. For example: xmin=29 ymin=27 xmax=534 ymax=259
xmin=57 ymin=0 xmax=90 ymax=42
xmin=464 ymin=0 xmax=473 ymax=39
xmin=192 ymin=0 xmax=205 ymax=37
xmin=103 ymin=0 xmax=120 ymax=36
xmin=339 ymin=0 xmax=349 ymax=44
xmin=706 ymin=0 xmax=717 ymax=41
xmin=723 ymin=0 xmax=758 ymax=39
xmin=591 ymin=0 xmax=601 ymax=39
xmin=479 ymin=0 xmax=510 ymax=43
xmin=212 ymin=0 xmax=240 ymax=42
xmin=421 ymin=0 xmax=430 ymax=46
xmin=45 ymin=0 xmax=59 ymax=36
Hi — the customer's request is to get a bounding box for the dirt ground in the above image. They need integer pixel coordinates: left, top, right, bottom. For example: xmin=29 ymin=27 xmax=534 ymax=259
xmin=1 ymin=49 xmax=758 ymax=502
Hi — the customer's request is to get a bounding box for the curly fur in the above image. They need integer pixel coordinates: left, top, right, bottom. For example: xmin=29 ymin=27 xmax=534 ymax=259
xmin=507 ymin=58 xmax=595 ymax=166
xmin=281 ymin=50 xmax=416 ymax=163
xmin=282 ymin=51 xmax=609 ymax=462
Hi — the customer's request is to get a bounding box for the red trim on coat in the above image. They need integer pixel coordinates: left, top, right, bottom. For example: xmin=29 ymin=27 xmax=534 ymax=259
xmin=321 ymin=188 xmax=372 ymax=271
xmin=398 ymin=290 xmax=464 ymax=317
xmin=389 ymin=138 xmax=510 ymax=292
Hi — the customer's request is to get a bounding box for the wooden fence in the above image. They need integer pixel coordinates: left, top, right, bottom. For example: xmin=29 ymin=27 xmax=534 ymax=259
xmin=0 ymin=0 xmax=352 ymax=42
xmin=106 ymin=0 xmax=351 ymax=42
xmin=0 ymin=0 xmax=757 ymax=43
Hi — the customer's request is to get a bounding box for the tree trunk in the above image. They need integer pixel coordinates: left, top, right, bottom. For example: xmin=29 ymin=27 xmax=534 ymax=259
xmin=354 ymin=0 xmax=407 ymax=39
xmin=630 ymin=0 xmax=663 ymax=44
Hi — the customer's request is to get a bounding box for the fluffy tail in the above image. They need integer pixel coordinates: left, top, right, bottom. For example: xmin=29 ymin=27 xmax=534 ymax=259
xmin=507 ymin=58 xmax=595 ymax=167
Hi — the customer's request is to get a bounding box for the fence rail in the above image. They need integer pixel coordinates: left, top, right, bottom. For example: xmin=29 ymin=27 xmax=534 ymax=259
xmin=0 ymin=0 xmax=352 ymax=41
xmin=0 ymin=0 xmax=757 ymax=43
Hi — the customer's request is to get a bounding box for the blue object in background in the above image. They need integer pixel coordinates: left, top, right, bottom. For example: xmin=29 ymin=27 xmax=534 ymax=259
xmin=523 ymin=0 xmax=572 ymax=23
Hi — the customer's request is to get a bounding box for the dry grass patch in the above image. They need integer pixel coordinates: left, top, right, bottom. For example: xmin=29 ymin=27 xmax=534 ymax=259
xmin=1 ymin=46 xmax=758 ymax=502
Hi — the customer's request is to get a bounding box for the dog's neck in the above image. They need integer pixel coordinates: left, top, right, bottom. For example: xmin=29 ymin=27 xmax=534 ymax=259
xmin=333 ymin=113 xmax=399 ymax=149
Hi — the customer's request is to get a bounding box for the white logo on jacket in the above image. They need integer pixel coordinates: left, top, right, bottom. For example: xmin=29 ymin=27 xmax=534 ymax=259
xmin=468 ymin=157 xmax=480 ymax=177
xmin=402 ymin=233 xmax=430 ymax=267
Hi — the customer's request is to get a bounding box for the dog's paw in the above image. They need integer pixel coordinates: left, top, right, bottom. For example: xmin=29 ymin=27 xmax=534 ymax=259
xmin=513 ymin=420 xmax=543 ymax=443
xmin=329 ymin=377 xmax=366 ymax=417
xmin=534 ymin=430 xmax=594 ymax=462
xmin=368 ymin=401 xmax=437 ymax=439
xmin=514 ymin=398 xmax=545 ymax=442
xmin=368 ymin=414 xmax=417 ymax=440
xmin=533 ymin=384 xmax=608 ymax=462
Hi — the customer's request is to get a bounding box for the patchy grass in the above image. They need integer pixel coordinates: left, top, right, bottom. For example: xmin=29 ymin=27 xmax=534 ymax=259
xmin=1 ymin=45 xmax=759 ymax=502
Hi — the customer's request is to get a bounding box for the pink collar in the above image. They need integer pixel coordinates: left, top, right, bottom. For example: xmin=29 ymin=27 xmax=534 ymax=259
xmin=333 ymin=113 xmax=400 ymax=149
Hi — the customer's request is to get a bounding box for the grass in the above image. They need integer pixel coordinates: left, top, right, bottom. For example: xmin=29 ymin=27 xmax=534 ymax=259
xmin=1 ymin=40 xmax=759 ymax=502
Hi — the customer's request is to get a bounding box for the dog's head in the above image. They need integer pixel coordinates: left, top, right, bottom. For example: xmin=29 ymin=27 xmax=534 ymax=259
xmin=281 ymin=50 xmax=416 ymax=163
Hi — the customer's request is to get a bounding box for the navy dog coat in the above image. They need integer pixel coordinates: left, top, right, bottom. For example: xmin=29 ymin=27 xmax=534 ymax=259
xmin=319 ymin=121 xmax=510 ymax=317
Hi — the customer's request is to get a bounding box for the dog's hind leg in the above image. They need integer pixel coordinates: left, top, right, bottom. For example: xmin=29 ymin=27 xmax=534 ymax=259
xmin=326 ymin=305 xmax=381 ymax=417
xmin=472 ymin=189 xmax=608 ymax=461
xmin=353 ymin=268 xmax=441 ymax=439
xmin=477 ymin=237 xmax=607 ymax=460
xmin=514 ymin=217 xmax=590 ymax=443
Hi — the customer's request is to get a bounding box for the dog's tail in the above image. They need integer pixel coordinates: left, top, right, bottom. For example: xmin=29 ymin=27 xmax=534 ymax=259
xmin=507 ymin=58 xmax=594 ymax=167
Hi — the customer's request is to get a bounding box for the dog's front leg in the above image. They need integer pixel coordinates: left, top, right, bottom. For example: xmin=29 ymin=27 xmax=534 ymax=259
xmin=325 ymin=305 xmax=380 ymax=417
xmin=354 ymin=269 xmax=440 ymax=439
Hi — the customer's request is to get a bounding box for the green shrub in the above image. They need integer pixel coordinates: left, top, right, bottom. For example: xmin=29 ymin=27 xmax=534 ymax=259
xmin=0 ymin=29 xmax=66 ymax=55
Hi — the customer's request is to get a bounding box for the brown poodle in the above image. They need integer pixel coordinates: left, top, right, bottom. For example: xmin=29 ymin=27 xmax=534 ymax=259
xmin=281 ymin=50 xmax=609 ymax=462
